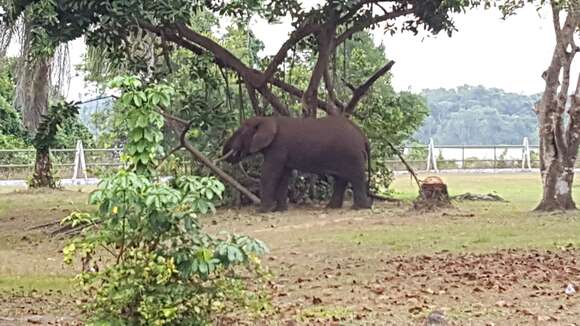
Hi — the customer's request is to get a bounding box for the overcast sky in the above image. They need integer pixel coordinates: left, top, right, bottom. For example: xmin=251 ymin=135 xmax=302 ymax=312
xmin=61 ymin=3 xmax=577 ymax=101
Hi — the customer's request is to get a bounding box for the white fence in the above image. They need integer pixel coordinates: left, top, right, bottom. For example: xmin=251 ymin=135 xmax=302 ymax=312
xmin=388 ymin=137 xmax=543 ymax=173
xmin=0 ymin=143 xmax=123 ymax=181
xmin=0 ymin=137 xmax=550 ymax=182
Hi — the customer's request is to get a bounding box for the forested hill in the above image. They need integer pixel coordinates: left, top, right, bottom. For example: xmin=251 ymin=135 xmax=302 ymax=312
xmin=414 ymin=85 xmax=541 ymax=145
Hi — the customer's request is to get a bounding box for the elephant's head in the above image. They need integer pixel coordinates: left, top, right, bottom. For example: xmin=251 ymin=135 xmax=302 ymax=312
xmin=221 ymin=117 xmax=277 ymax=164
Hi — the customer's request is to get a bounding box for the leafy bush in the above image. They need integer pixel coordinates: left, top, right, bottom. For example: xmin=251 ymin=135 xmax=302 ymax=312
xmin=62 ymin=76 xmax=271 ymax=324
xmin=63 ymin=172 xmax=269 ymax=324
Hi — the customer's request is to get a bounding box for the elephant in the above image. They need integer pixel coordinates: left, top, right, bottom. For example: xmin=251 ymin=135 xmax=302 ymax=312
xmin=221 ymin=115 xmax=373 ymax=213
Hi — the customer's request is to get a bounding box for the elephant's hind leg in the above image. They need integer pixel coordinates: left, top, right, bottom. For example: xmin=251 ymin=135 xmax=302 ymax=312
xmin=327 ymin=177 xmax=347 ymax=209
xmin=350 ymin=175 xmax=372 ymax=210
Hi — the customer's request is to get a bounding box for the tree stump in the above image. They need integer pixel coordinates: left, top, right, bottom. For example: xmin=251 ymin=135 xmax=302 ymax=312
xmin=413 ymin=176 xmax=451 ymax=210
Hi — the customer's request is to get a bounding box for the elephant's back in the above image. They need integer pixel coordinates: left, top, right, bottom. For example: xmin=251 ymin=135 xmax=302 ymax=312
xmin=273 ymin=116 xmax=367 ymax=173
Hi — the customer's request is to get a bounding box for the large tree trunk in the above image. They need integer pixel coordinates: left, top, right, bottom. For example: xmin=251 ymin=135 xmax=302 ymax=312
xmin=535 ymin=4 xmax=579 ymax=211
xmin=14 ymin=21 xmax=55 ymax=188
xmin=23 ymin=58 xmax=53 ymax=188
xmin=536 ymin=143 xmax=577 ymax=211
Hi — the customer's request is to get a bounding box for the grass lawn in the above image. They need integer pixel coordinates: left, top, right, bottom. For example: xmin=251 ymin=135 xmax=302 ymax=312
xmin=1 ymin=173 xmax=580 ymax=324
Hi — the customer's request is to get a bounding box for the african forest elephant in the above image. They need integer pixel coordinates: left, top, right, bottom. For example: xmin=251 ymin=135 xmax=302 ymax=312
xmin=222 ymin=115 xmax=373 ymax=213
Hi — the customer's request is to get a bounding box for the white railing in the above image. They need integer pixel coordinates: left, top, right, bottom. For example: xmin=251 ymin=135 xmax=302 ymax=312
xmin=0 ymin=137 xmax=554 ymax=181
xmin=389 ymin=137 xmax=544 ymax=174
xmin=0 ymin=142 xmax=123 ymax=180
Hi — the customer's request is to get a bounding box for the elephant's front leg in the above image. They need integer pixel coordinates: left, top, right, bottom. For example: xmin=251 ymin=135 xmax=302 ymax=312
xmin=257 ymin=160 xmax=284 ymax=213
xmin=274 ymin=169 xmax=291 ymax=212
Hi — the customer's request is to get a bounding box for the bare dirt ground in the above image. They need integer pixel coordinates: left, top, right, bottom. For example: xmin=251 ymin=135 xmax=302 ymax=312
xmin=1 ymin=177 xmax=580 ymax=325
xmin=209 ymin=205 xmax=580 ymax=325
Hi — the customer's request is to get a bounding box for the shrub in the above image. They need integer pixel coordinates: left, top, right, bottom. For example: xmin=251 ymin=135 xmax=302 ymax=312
xmin=61 ymin=76 xmax=271 ymax=325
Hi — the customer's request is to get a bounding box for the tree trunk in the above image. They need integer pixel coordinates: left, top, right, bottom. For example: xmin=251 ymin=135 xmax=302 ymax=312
xmin=534 ymin=4 xmax=579 ymax=211
xmin=536 ymin=146 xmax=576 ymax=211
xmin=30 ymin=148 xmax=55 ymax=188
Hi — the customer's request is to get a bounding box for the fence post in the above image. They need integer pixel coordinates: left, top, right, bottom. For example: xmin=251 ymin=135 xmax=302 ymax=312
xmin=72 ymin=140 xmax=87 ymax=182
xmin=462 ymin=146 xmax=465 ymax=169
xmin=493 ymin=146 xmax=497 ymax=170
xmin=426 ymin=138 xmax=438 ymax=172
xmin=521 ymin=137 xmax=531 ymax=171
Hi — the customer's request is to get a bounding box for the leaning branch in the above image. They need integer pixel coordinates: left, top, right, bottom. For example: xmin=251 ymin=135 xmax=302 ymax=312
xmin=344 ymin=60 xmax=395 ymax=114
xmin=385 ymin=140 xmax=424 ymax=199
xmin=160 ymin=109 xmax=261 ymax=204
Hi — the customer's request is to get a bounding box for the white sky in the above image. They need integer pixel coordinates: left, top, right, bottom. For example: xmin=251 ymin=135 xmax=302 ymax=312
xmin=56 ymin=3 xmax=577 ymax=101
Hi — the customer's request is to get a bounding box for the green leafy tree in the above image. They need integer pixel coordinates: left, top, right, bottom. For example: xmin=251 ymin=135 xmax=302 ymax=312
xmin=4 ymin=0 xmax=485 ymax=203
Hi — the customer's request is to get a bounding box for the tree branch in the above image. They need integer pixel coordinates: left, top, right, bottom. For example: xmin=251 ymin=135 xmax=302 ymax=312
xmin=257 ymin=85 xmax=291 ymax=116
xmin=336 ymin=8 xmax=414 ymax=46
xmin=270 ymin=77 xmax=336 ymax=114
xmin=261 ymin=23 xmax=321 ymax=86
xmin=156 ymin=145 xmax=183 ymax=170
xmin=344 ymin=60 xmax=395 ymax=114
xmin=159 ymin=108 xmax=261 ymax=204
xmin=245 ymin=82 xmax=263 ymax=116
xmin=303 ymin=23 xmax=337 ymax=117
xmin=323 ymin=64 xmax=344 ymax=112
xmin=338 ymin=0 xmax=384 ymax=25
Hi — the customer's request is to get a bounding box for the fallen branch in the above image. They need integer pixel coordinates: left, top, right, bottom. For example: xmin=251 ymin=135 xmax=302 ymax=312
xmin=27 ymin=220 xmax=61 ymax=231
xmin=369 ymin=192 xmax=401 ymax=202
xmin=385 ymin=140 xmax=424 ymax=199
xmin=451 ymin=192 xmax=507 ymax=202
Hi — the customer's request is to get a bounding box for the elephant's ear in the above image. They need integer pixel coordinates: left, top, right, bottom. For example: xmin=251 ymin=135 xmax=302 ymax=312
xmin=249 ymin=118 xmax=277 ymax=153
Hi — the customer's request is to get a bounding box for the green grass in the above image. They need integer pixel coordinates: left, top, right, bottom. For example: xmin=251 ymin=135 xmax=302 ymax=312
xmin=391 ymin=173 xmax=561 ymax=209
xmin=329 ymin=173 xmax=580 ymax=254
xmin=334 ymin=210 xmax=580 ymax=254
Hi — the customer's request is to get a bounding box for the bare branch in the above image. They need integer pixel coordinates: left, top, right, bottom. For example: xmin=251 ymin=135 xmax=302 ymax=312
xmin=344 ymin=60 xmax=395 ymax=114
xmin=303 ymin=23 xmax=337 ymax=117
xmin=156 ymin=145 xmax=183 ymax=170
xmin=338 ymin=0 xmax=387 ymax=25
xmin=384 ymin=140 xmax=424 ymax=198
xmin=158 ymin=108 xmax=189 ymax=125
xmin=245 ymin=82 xmax=264 ymax=116
xmin=179 ymin=130 xmax=262 ymax=205
xmin=341 ymin=77 xmax=356 ymax=91
xmin=323 ymin=65 xmax=344 ymax=112
xmin=262 ymin=23 xmax=321 ymax=86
